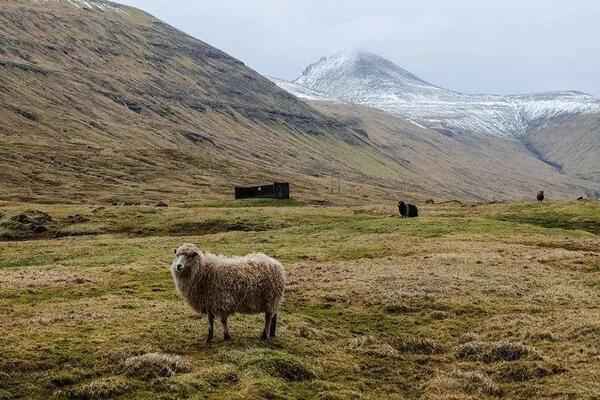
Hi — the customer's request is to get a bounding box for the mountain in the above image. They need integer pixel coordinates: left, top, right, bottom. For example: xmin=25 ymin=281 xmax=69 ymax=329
xmin=268 ymin=76 xmax=336 ymax=102
xmin=283 ymin=50 xmax=600 ymax=138
xmin=312 ymin=101 xmax=600 ymax=200
xmin=1 ymin=1 xmax=598 ymax=204
xmin=0 ymin=0 xmax=404 ymax=204
xmin=525 ymin=112 xmax=600 ymax=184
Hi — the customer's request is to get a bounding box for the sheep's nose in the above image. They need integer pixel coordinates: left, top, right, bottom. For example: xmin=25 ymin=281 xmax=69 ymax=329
xmin=176 ymin=264 xmax=183 ymax=271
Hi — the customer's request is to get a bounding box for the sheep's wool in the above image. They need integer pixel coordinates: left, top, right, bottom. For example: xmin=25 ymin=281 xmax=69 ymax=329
xmin=171 ymin=244 xmax=285 ymax=317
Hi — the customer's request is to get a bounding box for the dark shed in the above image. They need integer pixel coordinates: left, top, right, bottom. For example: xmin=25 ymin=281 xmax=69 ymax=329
xmin=234 ymin=182 xmax=290 ymax=200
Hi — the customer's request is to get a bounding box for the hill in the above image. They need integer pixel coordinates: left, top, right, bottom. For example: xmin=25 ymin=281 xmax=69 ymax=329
xmin=0 ymin=0 xmax=392 ymax=204
xmin=1 ymin=1 xmax=598 ymax=204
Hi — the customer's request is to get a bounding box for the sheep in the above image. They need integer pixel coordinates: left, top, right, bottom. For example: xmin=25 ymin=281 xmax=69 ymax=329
xmin=398 ymin=201 xmax=419 ymax=218
xmin=537 ymin=191 xmax=545 ymax=202
xmin=398 ymin=201 xmax=408 ymax=218
xmin=170 ymin=243 xmax=285 ymax=342
xmin=408 ymin=204 xmax=419 ymax=218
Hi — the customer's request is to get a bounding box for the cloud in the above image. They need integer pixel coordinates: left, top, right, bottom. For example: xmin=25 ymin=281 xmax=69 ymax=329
xmin=119 ymin=0 xmax=600 ymax=96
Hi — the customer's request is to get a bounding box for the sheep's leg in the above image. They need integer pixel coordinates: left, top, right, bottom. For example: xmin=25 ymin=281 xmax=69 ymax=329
xmin=221 ymin=315 xmax=232 ymax=341
xmin=261 ymin=312 xmax=273 ymax=341
xmin=207 ymin=312 xmax=215 ymax=343
xmin=269 ymin=313 xmax=278 ymax=338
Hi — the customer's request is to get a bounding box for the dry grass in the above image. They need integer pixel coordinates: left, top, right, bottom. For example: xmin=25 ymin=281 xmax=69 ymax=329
xmin=123 ymin=353 xmax=192 ymax=379
xmin=56 ymin=376 xmax=130 ymax=400
xmin=1 ymin=201 xmax=600 ymax=399
xmin=426 ymin=369 xmax=503 ymax=398
xmin=455 ymin=341 xmax=540 ymax=363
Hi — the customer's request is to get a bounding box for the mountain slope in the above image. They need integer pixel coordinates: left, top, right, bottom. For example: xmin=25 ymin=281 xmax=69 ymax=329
xmin=312 ymin=101 xmax=600 ymax=200
xmin=0 ymin=0 xmax=408 ymax=204
xmin=287 ymin=51 xmax=600 ymax=138
xmin=525 ymin=113 xmax=600 ymax=185
xmin=1 ymin=1 xmax=598 ymax=204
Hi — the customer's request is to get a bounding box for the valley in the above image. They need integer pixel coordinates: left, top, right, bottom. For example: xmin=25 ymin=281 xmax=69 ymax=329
xmin=1 ymin=200 xmax=599 ymax=399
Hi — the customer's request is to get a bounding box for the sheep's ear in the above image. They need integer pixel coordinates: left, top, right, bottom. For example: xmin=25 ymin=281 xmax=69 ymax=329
xmin=174 ymin=248 xmax=177 ymax=255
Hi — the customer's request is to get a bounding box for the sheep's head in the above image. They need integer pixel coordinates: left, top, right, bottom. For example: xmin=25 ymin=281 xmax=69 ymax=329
xmin=172 ymin=243 xmax=202 ymax=276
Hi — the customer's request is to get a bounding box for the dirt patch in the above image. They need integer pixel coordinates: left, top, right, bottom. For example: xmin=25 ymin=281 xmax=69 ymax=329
xmin=0 ymin=269 xmax=96 ymax=289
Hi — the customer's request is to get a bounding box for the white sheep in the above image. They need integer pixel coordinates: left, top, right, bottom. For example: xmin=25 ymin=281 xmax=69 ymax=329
xmin=170 ymin=243 xmax=286 ymax=342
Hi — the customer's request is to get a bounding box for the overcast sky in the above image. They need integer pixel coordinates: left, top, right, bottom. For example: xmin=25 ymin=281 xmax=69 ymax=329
xmin=120 ymin=0 xmax=600 ymax=96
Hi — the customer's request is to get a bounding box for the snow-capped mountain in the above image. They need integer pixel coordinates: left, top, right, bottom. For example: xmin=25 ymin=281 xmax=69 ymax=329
xmin=277 ymin=51 xmax=600 ymax=137
xmin=268 ymin=76 xmax=335 ymax=102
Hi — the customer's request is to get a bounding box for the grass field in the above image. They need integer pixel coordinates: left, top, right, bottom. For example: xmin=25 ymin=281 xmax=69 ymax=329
xmin=1 ymin=200 xmax=599 ymax=399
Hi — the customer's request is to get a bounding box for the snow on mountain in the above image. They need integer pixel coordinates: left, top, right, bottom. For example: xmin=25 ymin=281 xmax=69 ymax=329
xmin=282 ymin=50 xmax=600 ymax=137
xmin=268 ymin=76 xmax=336 ymax=102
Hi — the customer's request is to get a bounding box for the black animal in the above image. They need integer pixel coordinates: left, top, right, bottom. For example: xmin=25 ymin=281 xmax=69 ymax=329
xmin=398 ymin=201 xmax=418 ymax=218
xmin=398 ymin=201 xmax=408 ymax=218
xmin=537 ymin=191 xmax=545 ymax=202
xmin=407 ymin=204 xmax=419 ymax=218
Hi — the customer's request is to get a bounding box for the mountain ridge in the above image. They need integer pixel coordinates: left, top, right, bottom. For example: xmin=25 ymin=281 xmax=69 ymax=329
xmin=1 ymin=1 xmax=599 ymax=203
xmin=278 ymin=50 xmax=600 ymax=138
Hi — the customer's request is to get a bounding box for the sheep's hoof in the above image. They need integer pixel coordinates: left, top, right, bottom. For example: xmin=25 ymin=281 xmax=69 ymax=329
xmin=206 ymin=336 xmax=214 ymax=344
xmin=224 ymin=334 xmax=232 ymax=341
xmin=260 ymin=333 xmax=271 ymax=341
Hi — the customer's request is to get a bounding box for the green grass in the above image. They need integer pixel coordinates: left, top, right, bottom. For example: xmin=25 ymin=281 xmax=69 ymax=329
xmin=1 ymin=201 xmax=599 ymax=399
xmin=494 ymin=201 xmax=600 ymax=235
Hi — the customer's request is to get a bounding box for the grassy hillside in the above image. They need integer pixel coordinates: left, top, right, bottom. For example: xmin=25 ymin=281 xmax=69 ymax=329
xmin=1 ymin=200 xmax=599 ymax=399
xmin=526 ymin=112 xmax=600 ymax=189
xmin=2 ymin=0 xmax=599 ymax=205
xmin=313 ymin=102 xmax=600 ymax=201
xmin=0 ymin=0 xmax=410 ymax=205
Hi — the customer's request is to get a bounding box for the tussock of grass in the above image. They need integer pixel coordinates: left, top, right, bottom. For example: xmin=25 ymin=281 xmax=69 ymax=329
xmin=123 ymin=353 xmax=192 ymax=379
xmin=456 ymin=341 xmax=539 ymax=363
xmin=57 ymin=376 xmax=130 ymax=400
xmin=426 ymin=370 xmax=502 ymax=398
xmin=48 ymin=370 xmax=86 ymax=387
xmin=348 ymin=335 xmax=443 ymax=356
xmin=497 ymin=361 xmax=566 ymax=382
xmin=393 ymin=336 xmax=445 ymax=354
xmin=243 ymin=351 xmax=316 ymax=382
xmin=202 ymin=365 xmax=240 ymax=387
xmin=347 ymin=336 xmax=399 ymax=357
xmin=458 ymin=332 xmax=481 ymax=344
xmin=297 ymin=324 xmax=330 ymax=340
xmin=525 ymin=331 xmax=560 ymax=342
